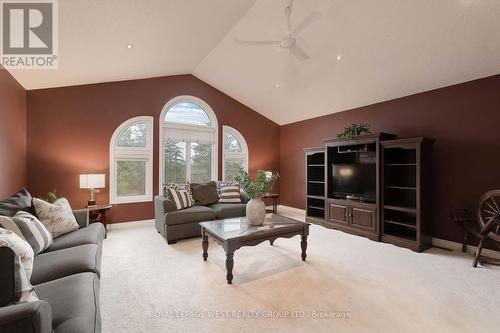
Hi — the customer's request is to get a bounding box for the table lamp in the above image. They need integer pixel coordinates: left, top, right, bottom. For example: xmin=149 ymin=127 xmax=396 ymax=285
xmin=80 ymin=174 xmax=105 ymax=207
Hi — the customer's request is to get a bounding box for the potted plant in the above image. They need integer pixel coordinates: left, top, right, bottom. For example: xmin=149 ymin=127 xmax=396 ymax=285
xmin=337 ymin=124 xmax=371 ymax=140
xmin=235 ymin=168 xmax=279 ymax=225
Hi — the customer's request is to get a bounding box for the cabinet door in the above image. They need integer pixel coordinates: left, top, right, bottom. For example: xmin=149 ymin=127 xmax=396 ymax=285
xmin=350 ymin=202 xmax=377 ymax=231
xmin=327 ymin=200 xmax=348 ymax=224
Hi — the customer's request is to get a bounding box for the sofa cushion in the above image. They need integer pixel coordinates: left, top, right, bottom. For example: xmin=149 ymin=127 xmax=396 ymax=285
xmin=209 ymin=203 xmax=247 ymax=219
xmin=165 ymin=206 xmax=217 ymax=226
xmin=218 ymin=185 xmax=242 ymax=204
xmin=44 ymin=223 xmax=105 ymax=253
xmin=34 ymin=273 xmax=101 ymax=333
xmin=0 ymin=189 xmax=35 ymax=217
xmin=190 ymin=181 xmax=219 ymax=205
xmin=33 ymin=198 xmax=80 ymax=238
xmin=31 ymin=244 xmax=101 ymax=285
xmin=0 ymin=211 xmax=53 ymax=254
xmin=0 ymin=229 xmax=39 ymax=304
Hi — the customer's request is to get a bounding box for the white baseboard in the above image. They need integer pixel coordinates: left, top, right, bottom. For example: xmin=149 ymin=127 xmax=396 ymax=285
xmin=107 ymin=219 xmax=154 ymax=230
xmin=278 ymin=205 xmax=500 ymax=259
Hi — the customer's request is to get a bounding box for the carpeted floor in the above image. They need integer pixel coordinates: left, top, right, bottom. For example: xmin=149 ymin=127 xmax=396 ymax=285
xmin=101 ymin=208 xmax=500 ymax=333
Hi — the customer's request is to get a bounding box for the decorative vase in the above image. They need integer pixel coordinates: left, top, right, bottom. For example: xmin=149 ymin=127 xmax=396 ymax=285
xmin=246 ymin=198 xmax=266 ymax=226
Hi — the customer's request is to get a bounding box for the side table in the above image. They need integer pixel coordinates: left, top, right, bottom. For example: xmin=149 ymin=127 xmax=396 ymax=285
xmin=262 ymin=193 xmax=279 ymax=214
xmin=87 ymin=204 xmax=112 ymax=237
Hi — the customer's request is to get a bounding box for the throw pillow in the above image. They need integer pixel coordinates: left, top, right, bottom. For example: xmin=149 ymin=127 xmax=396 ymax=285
xmin=219 ymin=185 xmax=242 ymax=204
xmin=216 ymin=181 xmax=239 ymax=192
xmin=0 ymin=188 xmax=35 ymax=217
xmin=163 ymin=182 xmax=191 ymax=197
xmin=0 ymin=211 xmax=53 ymax=254
xmin=0 ymin=228 xmax=39 ymax=304
xmin=32 ymin=198 xmax=79 ymax=238
xmin=190 ymin=181 xmax=219 ymax=205
xmin=165 ymin=188 xmax=194 ymax=210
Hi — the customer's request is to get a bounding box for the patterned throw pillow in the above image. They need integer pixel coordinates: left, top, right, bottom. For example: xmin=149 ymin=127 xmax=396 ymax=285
xmin=216 ymin=181 xmax=239 ymax=192
xmin=32 ymin=198 xmax=79 ymax=238
xmin=0 ymin=228 xmax=39 ymax=304
xmin=219 ymin=185 xmax=242 ymax=204
xmin=165 ymin=188 xmax=194 ymax=210
xmin=163 ymin=182 xmax=191 ymax=196
xmin=0 ymin=211 xmax=53 ymax=254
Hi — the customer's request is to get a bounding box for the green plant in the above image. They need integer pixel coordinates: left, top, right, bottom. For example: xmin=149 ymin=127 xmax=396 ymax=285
xmin=235 ymin=168 xmax=279 ymax=199
xmin=44 ymin=190 xmax=59 ymax=204
xmin=337 ymin=124 xmax=372 ymax=139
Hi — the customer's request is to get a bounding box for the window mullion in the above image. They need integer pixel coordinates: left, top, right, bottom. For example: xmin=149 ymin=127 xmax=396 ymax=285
xmin=186 ymin=142 xmax=192 ymax=182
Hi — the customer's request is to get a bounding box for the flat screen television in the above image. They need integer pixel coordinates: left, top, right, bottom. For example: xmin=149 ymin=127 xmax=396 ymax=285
xmin=331 ymin=163 xmax=376 ymax=202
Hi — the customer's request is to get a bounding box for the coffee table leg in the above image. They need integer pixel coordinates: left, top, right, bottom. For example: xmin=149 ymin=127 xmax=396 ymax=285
xmin=301 ymin=235 xmax=308 ymax=261
xmin=270 ymin=239 xmax=275 ymax=246
xmin=225 ymin=252 xmax=234 ymax=284
xmin=202 ymin=232 xmax=209 ymax=261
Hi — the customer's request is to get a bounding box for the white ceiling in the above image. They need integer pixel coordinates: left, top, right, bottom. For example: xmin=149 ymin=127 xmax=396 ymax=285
xmin=7 ymin=0 xmax=256 ymax=90
xmin=8 ymin=0 xmax=500 ymax=125
xmin=194 ymin=0 xmax=500 ymax=124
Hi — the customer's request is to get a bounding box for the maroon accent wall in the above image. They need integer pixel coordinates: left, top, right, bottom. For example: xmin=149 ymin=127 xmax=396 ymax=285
xmin=280 ymin=74 xmax=500 ymax=244
xmin=0 ymin=68 xmax=27 ymax=198
xmin=27 ymin=75 xmax=280 ymax=223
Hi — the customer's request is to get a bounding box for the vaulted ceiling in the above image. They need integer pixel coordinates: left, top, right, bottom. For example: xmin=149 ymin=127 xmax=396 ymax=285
xmin=8 ymin=0 xmax=500 ymax=125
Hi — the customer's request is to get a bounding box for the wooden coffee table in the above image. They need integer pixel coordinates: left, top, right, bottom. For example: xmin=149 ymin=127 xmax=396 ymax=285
xmin=200 ymin=214 xmax=310 ymax=284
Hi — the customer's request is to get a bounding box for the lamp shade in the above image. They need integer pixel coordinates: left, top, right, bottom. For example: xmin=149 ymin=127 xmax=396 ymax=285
xmin=80 ymin=174 xmax=105 ymax=189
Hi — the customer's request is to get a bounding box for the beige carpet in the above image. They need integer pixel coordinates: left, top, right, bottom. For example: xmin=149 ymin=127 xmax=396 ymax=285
xmin=101 ymin=209 xmax=500 ymax=333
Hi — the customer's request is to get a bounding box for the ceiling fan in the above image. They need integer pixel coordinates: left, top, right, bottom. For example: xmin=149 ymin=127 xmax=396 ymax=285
xmin=234 ymin=0 xmax=320 ymax=61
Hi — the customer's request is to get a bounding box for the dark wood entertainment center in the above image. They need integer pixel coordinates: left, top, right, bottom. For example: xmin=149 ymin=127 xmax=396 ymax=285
xmin=305 ymin=133 xmax=434 ymax=252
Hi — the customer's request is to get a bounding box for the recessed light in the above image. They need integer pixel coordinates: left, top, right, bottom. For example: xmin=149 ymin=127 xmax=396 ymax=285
xmin=127 ymin=44 xmax=133 ymax=49
xmin=275 ymin=83 xmax=280 ymax=88
xmin=336 ymin=55 xmax=342 ymax=61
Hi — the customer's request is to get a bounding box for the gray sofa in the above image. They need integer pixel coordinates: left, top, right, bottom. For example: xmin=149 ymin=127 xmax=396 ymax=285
xmin=155 ymin=192 xmax=249 ymax=244
xmin=0 ymin=209 xmax=105 ymax=333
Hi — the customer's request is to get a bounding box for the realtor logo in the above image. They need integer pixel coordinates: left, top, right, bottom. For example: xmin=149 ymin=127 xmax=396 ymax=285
xmin=1 ymin=0 xmax=58 ymax=69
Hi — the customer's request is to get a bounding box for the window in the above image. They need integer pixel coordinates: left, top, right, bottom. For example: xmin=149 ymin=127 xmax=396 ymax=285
xmin=223 ymin=126 xmax=248 ymax=181
xmin=110 ymin=116 xmax=153 ymax=204
xmin=160 ymin=96 xmax=218 ymax=188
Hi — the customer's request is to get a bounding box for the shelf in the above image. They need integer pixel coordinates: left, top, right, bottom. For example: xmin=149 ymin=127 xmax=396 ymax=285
xmin=307 ymin=195 xmax=325 ymax=200
xmin=308 ymin=206 xmax=325 ymax=210
xmin=308 ymin=164 xmax=325 ymax=167
xmin=385 ymin=163 xmax=416 ymax=166
xmin=385 ymin=185 xmax=416 ymax=190
xmin=384 ymin=220 xmax=416 ymax=229
xmin=308 ymin=181 xmax=325 ymax=184
xmin=384 ymin=205 xmax=417 ymax=213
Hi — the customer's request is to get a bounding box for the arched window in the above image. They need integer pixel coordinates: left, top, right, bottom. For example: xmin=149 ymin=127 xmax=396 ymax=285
xmin=223 ymin=125 xmax=248 ymax=181
xmin=110 ymin=116 xmax=153 ymax=204
xmin=159 ymin=96 xmax=218 ymax=188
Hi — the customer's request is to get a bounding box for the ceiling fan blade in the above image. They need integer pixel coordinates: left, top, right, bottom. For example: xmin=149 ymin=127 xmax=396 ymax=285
xmin=233 ymin=39 xmax=280 ymax=46
xmin=289 ymin=44 xmax=310 ymax=61
xmin=292 ymin=11 xmax=321 ymax=37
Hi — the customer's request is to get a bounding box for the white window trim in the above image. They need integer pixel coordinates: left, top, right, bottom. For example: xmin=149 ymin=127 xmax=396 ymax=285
xmin=110 ymin=116 xmax=154 ymax=204
xmin=159 ymin=95 xmax=218 ymax=191
xmin=222 ymin=125 xmax=249 ymax=181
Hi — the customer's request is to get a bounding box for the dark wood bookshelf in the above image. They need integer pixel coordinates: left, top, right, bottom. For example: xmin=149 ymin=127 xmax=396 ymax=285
xmin=304 ymin=147 xmax=326 ymax=222
xmin=381 ymin=138 xmax=434 ymax=252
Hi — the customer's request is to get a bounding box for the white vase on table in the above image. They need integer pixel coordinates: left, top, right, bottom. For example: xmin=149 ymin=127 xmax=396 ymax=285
xmin=246 ymin=198 xmax=266 ymax=226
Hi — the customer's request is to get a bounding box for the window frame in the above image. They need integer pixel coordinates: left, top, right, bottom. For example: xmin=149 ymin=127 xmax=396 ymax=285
xmin=110 ymin=116 xmax=154 ymax=204
xmin=222 ymin=125 xmax=249 ymax=181
xmin=159 ymin=95 xmax=218 ymax=191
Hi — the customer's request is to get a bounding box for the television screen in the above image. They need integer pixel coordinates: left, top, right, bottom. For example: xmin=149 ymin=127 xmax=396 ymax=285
xmin=332 ymin=163 xmax=376 ymax=200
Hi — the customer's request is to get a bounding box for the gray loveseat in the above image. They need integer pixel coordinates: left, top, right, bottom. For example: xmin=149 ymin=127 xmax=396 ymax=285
xmin=155 ymin=192 xmax=249 ymax=244
xmin=0 ymin=209 xmax=105 ymax=333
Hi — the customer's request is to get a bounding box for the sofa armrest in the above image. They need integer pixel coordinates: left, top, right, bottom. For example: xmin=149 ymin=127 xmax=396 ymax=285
xmin=73 ymin=209 xmax=89 ymax=228
xmin=154 ymin=196 xmax=177 ymax=235
xmin=0 ymin=300 xmax=52 ymax=333
xmin=240 ymin=191 xmax=250 ymax=204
